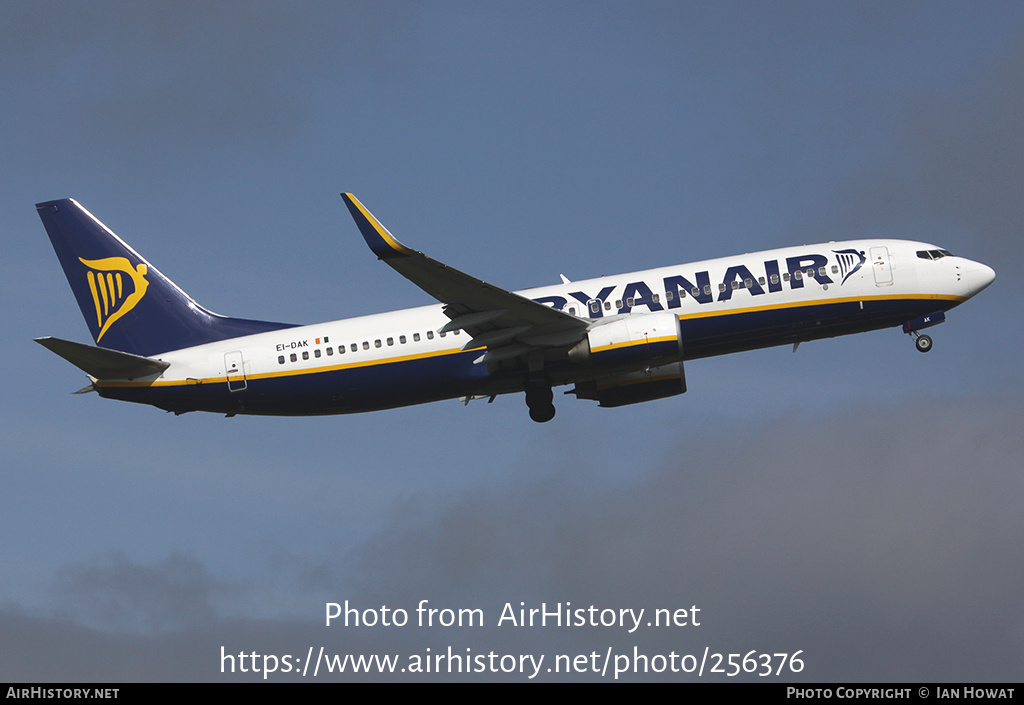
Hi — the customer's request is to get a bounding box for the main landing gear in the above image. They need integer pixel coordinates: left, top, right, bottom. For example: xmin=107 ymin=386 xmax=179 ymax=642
xmin=523 ymin=352 xmax=556 ymax=423
xmin=525 ymin=377 xmax=555 ymax=423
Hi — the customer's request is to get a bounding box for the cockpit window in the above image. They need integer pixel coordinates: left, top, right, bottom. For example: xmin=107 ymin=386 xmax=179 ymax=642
xmin=916 ymin=249 xmax=955 ymax=260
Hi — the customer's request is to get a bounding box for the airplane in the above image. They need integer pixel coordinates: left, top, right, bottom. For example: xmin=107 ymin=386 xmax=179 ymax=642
xmin=35 ymin=195 xmax=995 ymax=422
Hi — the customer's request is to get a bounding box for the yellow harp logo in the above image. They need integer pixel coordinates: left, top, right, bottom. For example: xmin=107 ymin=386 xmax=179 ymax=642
xmin=79 ymin=257 xmax=150 ymax=342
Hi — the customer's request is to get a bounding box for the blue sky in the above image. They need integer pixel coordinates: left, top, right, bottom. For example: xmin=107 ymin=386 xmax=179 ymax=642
xmin=2 ymin=1 xmax=1022 ymax=681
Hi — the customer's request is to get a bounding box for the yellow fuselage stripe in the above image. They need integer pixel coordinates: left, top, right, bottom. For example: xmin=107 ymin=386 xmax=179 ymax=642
xmin=677 ymin=292 xmax=964 ymax=321
xmin=96 ymin=292 xmax=965 ymax=388
xmin=591 ymin=334 xmax=678 ymax=354
xmin=97 ymin=346 xmax=469 ymax=388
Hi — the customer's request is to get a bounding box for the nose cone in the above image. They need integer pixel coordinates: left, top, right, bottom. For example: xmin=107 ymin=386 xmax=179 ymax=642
xmin=964 ymin=260 xmax=996 ymax=297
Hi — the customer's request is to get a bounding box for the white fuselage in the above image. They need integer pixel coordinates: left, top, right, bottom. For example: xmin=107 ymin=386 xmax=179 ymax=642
xmin=94 ymin=238 xmax=993 ymax=416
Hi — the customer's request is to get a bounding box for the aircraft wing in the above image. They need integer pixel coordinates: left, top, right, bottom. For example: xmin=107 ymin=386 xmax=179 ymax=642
xmin=342 ymin=193 xmax=588 ymax=362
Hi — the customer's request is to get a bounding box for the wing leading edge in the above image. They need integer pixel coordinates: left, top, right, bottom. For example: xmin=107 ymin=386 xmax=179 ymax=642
xmin=341 ymin=193 xmax=588 ymax=364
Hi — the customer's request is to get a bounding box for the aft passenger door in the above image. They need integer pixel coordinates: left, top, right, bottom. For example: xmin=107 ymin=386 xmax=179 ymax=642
xmin=224 ymin=351 xmax=247 ymax=392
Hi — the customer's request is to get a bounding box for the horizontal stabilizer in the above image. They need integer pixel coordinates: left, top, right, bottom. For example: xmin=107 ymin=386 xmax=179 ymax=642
xmin=35 ymin=336 xmax=170 ymax=380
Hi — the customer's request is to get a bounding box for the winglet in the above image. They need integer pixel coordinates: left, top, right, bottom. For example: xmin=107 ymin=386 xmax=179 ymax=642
xmin=341 ymin=193 xmax=416 ymax=260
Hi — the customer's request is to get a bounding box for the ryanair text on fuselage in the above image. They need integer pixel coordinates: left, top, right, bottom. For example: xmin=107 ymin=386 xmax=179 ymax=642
xmin=531 ymin=249 xmax=866 ymax=317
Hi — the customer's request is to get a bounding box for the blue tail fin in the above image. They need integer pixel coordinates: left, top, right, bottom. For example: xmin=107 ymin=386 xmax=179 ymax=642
xmin=37 ymin=199 xmax=296 ymax=356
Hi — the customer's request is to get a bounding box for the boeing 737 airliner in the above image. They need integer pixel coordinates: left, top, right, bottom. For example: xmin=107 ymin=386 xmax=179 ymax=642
xmin=36 ymin=195 xmax=995 ymax=422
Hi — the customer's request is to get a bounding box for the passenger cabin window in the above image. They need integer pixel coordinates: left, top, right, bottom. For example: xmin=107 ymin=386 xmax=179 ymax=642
xmin=590 ymin=300 xmax=601 ymax=312
xmin=427 ymin=331 xmax=434 ymax=340
xmin=278 ymin=355 xmax=285 ymax=364
xmin=387 ymin=337 xmax=394 ymax=346
xmin=290 ymin=353 xmax=297 ymax=362
xmin=413 ymin=333 xmax=421 ymax=342
xmin=400 ymin=335 xmax=407 ymax=344
xmin=302 ymin=351 xmax=309 ymax=360
xmin=314 ymin=349 xmax=321 ymax=358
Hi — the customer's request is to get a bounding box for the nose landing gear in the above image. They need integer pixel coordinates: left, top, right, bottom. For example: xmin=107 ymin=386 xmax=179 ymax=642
xmin=912 ymin=332 xmax=933 ymax=353
xmin=902 ymin=311 xmax=945 ymax=353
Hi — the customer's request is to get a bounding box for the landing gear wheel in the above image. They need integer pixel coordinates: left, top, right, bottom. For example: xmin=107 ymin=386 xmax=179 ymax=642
xmin=525 ymin=381 xmax=555 ymax=423
xmin=915 ymin=334 xmax=933 ymax=353
xmin=528 ymin=403 xmax=556 ymax=423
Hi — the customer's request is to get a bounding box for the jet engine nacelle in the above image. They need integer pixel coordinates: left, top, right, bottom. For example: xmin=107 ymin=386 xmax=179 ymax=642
xmin=566 ymin=311 xmax=686 ymax=407
xmin=573 ymin=361 xmax=687 ymax=407
xmin=568 ymin=311 xmax=683 ymax=367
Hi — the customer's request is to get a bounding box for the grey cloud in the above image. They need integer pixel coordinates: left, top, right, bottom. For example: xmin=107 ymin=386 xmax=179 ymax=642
xmin=907 ymin=43 xmax=1024 ymax=260
xmin=804 ymin=42 xmax=1024 ymax=271
xmin=51 ymin=552 xmax=223 ymax=634
xmin=5 ymin=396 xmax=1021 ymax=680
xmin=340 ymin=397 xmax=1024 ymax=680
